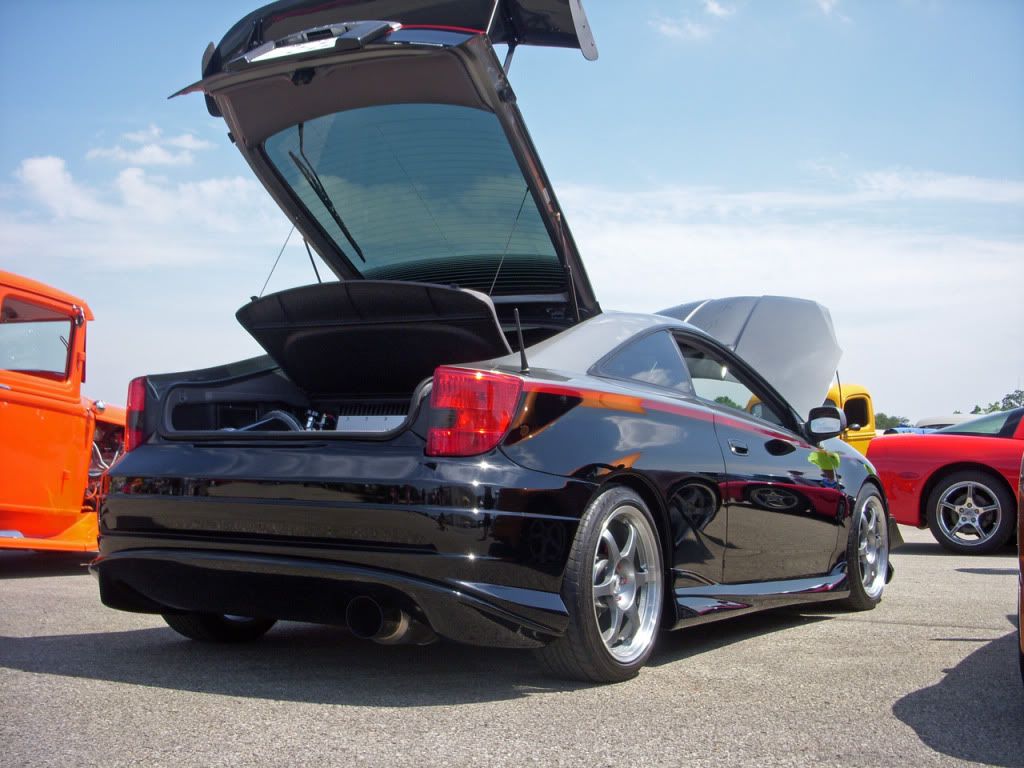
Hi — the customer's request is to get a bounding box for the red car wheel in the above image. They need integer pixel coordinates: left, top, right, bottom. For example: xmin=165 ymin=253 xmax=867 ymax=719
xmin=926 ymin=470 xmax=1015 ymax=554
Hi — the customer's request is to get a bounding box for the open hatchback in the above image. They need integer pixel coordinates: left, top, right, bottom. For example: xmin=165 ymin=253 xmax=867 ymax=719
xmin=155 ymin=0 xmax=601 ymax=438
xmin=95 ymin=0 xmax=893 ymax=684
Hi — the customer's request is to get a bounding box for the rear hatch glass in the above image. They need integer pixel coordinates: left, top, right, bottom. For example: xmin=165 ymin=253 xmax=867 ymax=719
xmin=264 ymin=103 xmax=564 ymax=294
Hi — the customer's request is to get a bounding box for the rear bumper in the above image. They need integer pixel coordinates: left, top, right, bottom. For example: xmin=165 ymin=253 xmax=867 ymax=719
xmin=93 ymin=547 xmax=568 ymax=649
xmin=97 ymin=443 xmax=594 ymax=648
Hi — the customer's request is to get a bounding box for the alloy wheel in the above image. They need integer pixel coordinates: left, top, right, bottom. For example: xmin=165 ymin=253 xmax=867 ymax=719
xmin=935 ymin=480 xmax=1003 ymax=547
xmin=592 ymin=505 xmax=663 ymax=664
xmin=858 ymin=494 xmax=888 ymax=599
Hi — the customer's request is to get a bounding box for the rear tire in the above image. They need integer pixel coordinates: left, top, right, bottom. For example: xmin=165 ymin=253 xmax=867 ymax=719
xmin=535 ymin=486 xmax=664 ymax=683
xmin=840 ymin=485 xmax=889 ymax=611
xmin=162 ymin=612 xmax=276 ymax=643
xmin=926 ymin=470 xmax=1015 ymax=554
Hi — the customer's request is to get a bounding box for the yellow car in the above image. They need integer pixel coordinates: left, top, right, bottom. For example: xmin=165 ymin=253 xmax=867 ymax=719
xmin=824 ymin=383 xmax=875 ymax=455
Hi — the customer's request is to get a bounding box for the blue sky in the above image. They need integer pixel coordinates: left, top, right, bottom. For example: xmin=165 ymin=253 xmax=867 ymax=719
xmin=1 ymin=0 xmax=1022 ymax=417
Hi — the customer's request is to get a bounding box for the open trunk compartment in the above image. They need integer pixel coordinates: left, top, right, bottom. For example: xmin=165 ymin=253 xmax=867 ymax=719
xmin=161 ymin=281 xmax=512 ymax=438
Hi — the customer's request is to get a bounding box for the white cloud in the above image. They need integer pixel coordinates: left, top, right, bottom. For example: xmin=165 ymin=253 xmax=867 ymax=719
xmin=165 ymin=133 xmax=214 ymax=151
xmin=557 ymin=168 xmax=1024 ymax=221
xmin=87 ymin=124 xmax=214 ymax=166
xmin=557 ymin=179 xmax=1024 ymax=417
xmin=6 ymin=155 xmax=287 ymax=267
xmin=651 ymin=16 xmax=710 ymax=42
xmin=86 ymin=143 xmax=194 ymax=166
xmin=16 ymin=156 xmax=113 ymax=219
xmin=703 ymin=1 xmax=734 ymax=18
xmin=2 ymin=154 xmax=311 ymax=403
xmin=121 ymin=125 xmax=162 ymax=144
xmin=856 ymin=170 xmax=1024 ymax=204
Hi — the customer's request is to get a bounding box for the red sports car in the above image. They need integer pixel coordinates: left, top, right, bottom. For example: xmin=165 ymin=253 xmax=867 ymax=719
xmin=868 ymin=407 xmax=1023 ymax=554
xmin=1017 ymin=456 xmax=1023 ymax=684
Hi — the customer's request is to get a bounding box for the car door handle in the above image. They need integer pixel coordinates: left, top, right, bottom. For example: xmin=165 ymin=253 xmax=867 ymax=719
xmin=728 ymin=439 xmax=749 ymax=456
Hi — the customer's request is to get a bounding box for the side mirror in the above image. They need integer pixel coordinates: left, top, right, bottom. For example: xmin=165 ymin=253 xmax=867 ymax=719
xmin=848 ymin=423 xmax=862 ymax=431
xmin=806 ymin=405 xmax=846 ymax=443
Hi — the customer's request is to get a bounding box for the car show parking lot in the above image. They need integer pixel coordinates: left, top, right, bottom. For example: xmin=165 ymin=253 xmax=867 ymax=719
xmin=1 ymin=527 xmax=1020 ymax=767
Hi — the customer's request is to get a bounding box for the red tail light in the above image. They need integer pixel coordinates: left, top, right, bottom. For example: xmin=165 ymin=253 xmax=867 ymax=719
xmin=124 ymin=376 xmax=149 ymax=453
xmin=426 ymin=367 xmax=523 ymax=457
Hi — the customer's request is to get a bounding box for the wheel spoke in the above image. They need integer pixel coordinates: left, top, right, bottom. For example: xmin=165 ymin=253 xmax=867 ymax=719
xmin=619 ymin=523 xmax=638 ymax=564
xmin=601 ymin=603 xmax=623 ymax=645
xmin=939 ymin=501 xmax=958 ymax=512
xmin=623 ymin=602 xmax=640 ymax=635
xmin=634 ymin=568 xmax=655 ymax=585
xmin=601 ymin=528 xmax=621 ymax=566
xmin=969 ymin=521 xmax=990 ymax=539
xmin=866 ymin=506 xmax=878 ymax=535
xmin=978 ymin=504 xmax=999 ymax=514
xmin=962 ymin=482 xmax=975 ymax=506
xmin=949 ymin=520 xmax=967 ymax=535
xmin=594 ymin=576 xmax=615 ymax=599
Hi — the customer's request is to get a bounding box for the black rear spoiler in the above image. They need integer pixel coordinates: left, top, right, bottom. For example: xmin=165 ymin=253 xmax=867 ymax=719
xmin=200 ymin=0 xmax=596 ymax=80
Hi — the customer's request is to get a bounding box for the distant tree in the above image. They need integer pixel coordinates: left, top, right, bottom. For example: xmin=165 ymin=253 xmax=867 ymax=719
xmin=875 ymin=412 xmax=909 ymax=430
xmin=969 ymin=390 xmax=1023 ymax=414
xmin=1000 ymin=389 xmax=1024 ymax=410
xmin=714 ymin=395 xmax=742 ymax=410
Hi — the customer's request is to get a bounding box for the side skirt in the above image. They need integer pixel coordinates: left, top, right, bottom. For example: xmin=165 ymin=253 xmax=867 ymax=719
xmin=666 ymin=566 xmax=850 ymax=630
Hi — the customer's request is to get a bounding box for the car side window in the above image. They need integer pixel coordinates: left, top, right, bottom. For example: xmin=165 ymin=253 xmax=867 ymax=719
xmin=676 ymin=339 xmax=786 ymax=427
xmin=600 ymin=331 xmax=694 ymax=395
xmin=0 ymin=296 xmax=73 ymax=381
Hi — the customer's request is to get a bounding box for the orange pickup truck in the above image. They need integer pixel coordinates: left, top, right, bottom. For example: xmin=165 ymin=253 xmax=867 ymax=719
xmin=0 ymin=271 xmax=124 ymax=551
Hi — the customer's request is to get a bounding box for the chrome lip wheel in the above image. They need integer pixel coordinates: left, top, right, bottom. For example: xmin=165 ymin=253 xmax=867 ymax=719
xmin=592 ymin=505 xmax=663 ymax=664
xmin=858 ymin=495 xmax=888 ymax=599
xmin=936 ymin=481 xmax=1002 ymax=546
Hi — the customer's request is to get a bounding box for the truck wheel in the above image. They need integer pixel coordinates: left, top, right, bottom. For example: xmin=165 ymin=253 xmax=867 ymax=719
xmin=535 ymin=486 xmax=664 ymax=683
xmin=926 ymin=470 xmax=1015 ymax=554
xmin=162 ymin=612 xmax=276 ymax=642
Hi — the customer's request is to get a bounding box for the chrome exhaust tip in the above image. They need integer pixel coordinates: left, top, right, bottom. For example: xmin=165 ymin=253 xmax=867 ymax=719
xmin=344 ymin=595 xmax=436 ymax=645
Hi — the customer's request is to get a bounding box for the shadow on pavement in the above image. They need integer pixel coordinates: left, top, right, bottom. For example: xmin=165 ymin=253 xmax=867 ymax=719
xmin=649 ymin=607 xmax=830 ymax=667
xmin=892 ymin=617 xmax=1024 ymax=767
xmin=0 ymin=604 xmax=833 ymax=706
xmin=0 ymin=551 xmax=92 ymax=579
xmin=0 ymin=622 xmax=589 ymax=705
xmin=893 ymin=541 xmax=1017 ymax=557
xmin=955 ymin=567 xmax=1018 ymax=576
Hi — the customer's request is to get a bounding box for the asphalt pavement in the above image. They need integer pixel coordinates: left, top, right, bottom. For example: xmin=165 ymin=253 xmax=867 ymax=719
xmin=1 ymin=526 xmax=1021 ymax=767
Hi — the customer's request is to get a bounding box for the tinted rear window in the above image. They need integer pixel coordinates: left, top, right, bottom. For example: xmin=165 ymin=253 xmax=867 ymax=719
xmin=263 ymin=104 xmax=563 ymax=294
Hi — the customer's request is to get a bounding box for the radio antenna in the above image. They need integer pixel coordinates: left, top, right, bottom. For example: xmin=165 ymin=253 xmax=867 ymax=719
xmin=514 ymin=308 xmax=529 ymax=373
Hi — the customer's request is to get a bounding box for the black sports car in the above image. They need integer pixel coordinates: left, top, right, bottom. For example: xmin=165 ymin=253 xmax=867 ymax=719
xmin=94 ymin=0 xmax=898 ymax=683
